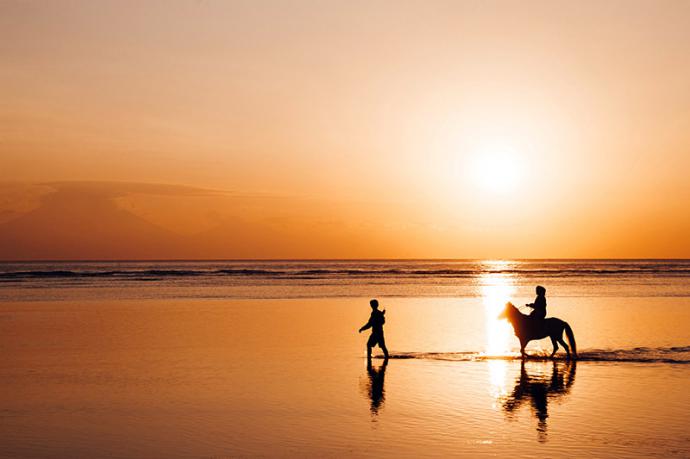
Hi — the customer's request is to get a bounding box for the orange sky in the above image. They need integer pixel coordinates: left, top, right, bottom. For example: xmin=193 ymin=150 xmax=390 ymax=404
xmin=1 ymin=1 xmax=689 ymax=259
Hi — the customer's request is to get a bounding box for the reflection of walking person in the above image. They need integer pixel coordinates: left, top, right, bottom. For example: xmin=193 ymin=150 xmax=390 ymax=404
xmin=359 ymin=299 xmax=389 ymax=360
xmin=366 ymin=358 xmax=388 ymax=415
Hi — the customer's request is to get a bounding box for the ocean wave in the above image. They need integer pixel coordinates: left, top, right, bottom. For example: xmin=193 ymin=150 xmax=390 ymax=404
xmin=2 ymin=264 xmax=690 ymax=280
xmin=385 ymin=346 xmax=690 ymax=364
xmin=0 ymin=269 xmax=206 ymax=279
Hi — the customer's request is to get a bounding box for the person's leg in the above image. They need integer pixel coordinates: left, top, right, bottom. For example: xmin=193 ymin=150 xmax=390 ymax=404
xmin=367 ymin=334 xmax=375 ymax=361
xmin=379 ymin=335 xmax=389 ymax=359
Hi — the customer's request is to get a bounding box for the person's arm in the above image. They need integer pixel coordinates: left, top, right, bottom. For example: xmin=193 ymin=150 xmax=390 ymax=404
xmin=359 ymin=319 xmax=372 ymax=333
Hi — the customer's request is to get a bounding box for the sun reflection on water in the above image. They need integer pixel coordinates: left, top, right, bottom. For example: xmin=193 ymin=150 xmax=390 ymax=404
xmin=478 ymin=260 xmax=517 ymax=356
xmin=487 ymin=360 xmax=509 ymax=406
xmin=478 ymin=261 xmax=519 ymax=404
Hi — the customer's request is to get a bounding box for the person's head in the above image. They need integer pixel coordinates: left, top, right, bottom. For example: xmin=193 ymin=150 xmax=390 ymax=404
xmin=536 ymin=285 xmax=546 ymax=296
xmin=370 ymin=299 xmax=379 ymax=309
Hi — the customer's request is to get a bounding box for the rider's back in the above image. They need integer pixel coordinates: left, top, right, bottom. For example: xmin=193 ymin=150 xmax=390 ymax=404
xmin=530 ymin=295 xmax=546 ymax=319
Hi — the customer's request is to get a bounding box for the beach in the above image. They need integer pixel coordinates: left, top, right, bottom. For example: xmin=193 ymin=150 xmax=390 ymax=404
xmin=5 ymin=2 xmax=690 ymax=456
xmin=1 ymin=261 xmax=690 ymax=457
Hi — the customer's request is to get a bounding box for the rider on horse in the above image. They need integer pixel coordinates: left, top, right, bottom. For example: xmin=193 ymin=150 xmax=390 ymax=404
xmin=526 ymin=285 xmax=547 ymax=320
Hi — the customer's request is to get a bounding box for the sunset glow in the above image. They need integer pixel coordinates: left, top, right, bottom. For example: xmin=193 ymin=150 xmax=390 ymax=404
xmin=2 ymin=3 xmax=690 ymax=457
xmin=2 ymin=1 xmax=690 ymax=261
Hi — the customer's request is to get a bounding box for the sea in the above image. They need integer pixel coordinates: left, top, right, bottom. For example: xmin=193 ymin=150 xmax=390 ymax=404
xmin=3 ymin=258 xmax=690 ymax=301
xmin=1 ymin=259 xmax=689 ymax=457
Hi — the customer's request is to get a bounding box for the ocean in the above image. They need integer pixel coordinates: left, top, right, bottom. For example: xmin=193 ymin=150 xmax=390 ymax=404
xmin=1 ymin=260 xmax=689 ymax=457
xmin=3 ymin=259 xmax=690 ymax=301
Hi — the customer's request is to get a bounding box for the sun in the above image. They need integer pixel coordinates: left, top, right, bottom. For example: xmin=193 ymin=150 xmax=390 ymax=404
xmin=469 ymin=146 xmax=524 ymax=194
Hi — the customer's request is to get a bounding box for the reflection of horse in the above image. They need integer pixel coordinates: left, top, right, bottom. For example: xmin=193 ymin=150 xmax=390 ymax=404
xmin=499 ymin=302 xmax=577 ymax=359
xmin=502 ymin=361 xmax=577 ymax=442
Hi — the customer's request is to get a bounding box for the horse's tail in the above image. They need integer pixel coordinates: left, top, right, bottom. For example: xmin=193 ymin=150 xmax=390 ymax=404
xmin=564 ymin=322 xmax=577 ymax=359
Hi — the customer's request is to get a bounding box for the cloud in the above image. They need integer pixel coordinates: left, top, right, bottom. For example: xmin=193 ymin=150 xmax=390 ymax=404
xmin=0 ymin=182 xmax=186 ymax=260
xmin=0 ymin=181 xmax=403 ymax=259
xmin=43 ymin=181 xmax=232 ymax=198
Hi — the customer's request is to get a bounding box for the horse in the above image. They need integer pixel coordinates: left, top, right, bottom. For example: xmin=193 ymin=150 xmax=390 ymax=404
xmin=499 ymin=302 xmax=577 ymax=360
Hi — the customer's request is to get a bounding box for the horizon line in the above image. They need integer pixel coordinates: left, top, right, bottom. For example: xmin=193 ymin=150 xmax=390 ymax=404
xmin=1 ymin=258 xmax=689 ymax=263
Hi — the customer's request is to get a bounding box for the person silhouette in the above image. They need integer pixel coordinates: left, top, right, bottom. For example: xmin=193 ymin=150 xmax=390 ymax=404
xmin=526 ymin=285 xmax=547 ymax=320
xmin=358 ymin=299 xmax=389 ymax=361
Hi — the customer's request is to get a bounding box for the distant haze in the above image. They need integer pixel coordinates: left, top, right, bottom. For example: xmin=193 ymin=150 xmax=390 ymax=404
xmin=1 ymin=1 xmax=689 ymax=259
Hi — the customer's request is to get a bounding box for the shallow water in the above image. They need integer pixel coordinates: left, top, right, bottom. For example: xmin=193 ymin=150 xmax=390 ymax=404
xmin=1 ymin=261 xmax=690 ymax=457
xmin=1 ymin=296 xmax=689 ymax=457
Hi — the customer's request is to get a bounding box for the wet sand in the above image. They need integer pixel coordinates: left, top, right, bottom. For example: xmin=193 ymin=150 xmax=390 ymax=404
xmin=1 ymin=297 xmax=689 ymax=457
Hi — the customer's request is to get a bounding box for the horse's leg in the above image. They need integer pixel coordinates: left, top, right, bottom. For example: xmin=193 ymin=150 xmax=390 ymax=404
xmin=550 ymin=336 xmax=559 ymax=358
xmin=558 ymin=337 xmax=570 ymax=359
xmin=520 ymin=339 xmax=527 ymax=359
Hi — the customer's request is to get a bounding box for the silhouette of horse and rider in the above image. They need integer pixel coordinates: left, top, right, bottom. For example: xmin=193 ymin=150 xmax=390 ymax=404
xmin=499 ymin=286 xmax=577 ymax=360
xmin=358 ymin=286 xmax=577 ymax=362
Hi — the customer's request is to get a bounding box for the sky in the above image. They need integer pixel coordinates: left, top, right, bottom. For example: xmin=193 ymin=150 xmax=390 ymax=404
xmin=1 ymin=0 xmax=689 ymax=259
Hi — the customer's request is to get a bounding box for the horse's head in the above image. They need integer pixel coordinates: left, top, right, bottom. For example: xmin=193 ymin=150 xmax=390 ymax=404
xmin=498 ymin=301 xmax=516 ymax=320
